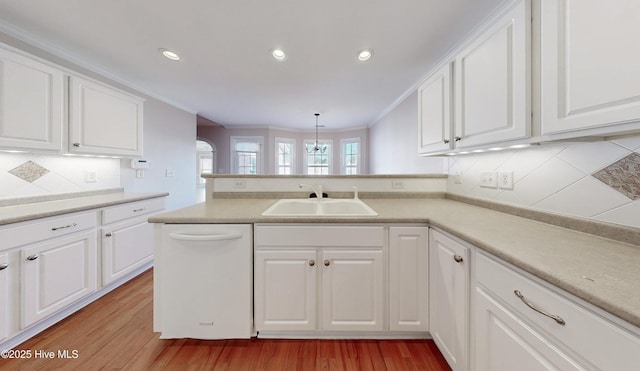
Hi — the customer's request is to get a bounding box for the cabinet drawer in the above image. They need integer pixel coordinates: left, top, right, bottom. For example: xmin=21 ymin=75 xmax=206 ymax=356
xmin=254 ymin=225 xmax=385 ymax=247
xmin=101 ymin=198 xmax=164 ymax=224
xmin=0 ymin=211 xmax=97 ymax=251
xmin=476 ymin=252 xmax=640 ymax=370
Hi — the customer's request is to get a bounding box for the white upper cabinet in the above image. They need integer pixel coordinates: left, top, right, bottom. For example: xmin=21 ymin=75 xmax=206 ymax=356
xmin=539 ymin=0 xmax=640 ymax=136
xmin=69 ymin=75 xmax=143 ymax=156
xmin=454 ymin=0 xmax=531 ymax=149
xmin=0 ymin=47 xmax=64 ymax=152
xmin=418 ymin=63 xmax=453 ymax=154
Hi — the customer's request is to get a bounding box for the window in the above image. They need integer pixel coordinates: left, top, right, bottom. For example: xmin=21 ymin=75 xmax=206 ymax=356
xmin=341 ymin=139 xmax=360 ymax=174
xmin=304 ymin=140 xmax=332 ymax=175
xmin=231 ymin=136 xmax=263 ymax=174
xmin=275 ymin=138 xmax=296 ymax=174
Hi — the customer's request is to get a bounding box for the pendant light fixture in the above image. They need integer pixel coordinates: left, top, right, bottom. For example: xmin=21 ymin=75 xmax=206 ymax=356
xmin=307 ymin=113 xmax=327 ymax=153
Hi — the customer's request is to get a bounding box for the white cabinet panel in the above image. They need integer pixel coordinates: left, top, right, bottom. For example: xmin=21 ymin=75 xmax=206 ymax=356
xmin=21 ymin=230 xmax=97 ymax=328
xmin=254 ymin=249 xmax=317 ymax=332
xmin=474 ymin=287 xmax=582 ymax=371
xmin=429 ymin=229 xmax=469 ymax=371
xmin=418 ymin=63 xmax=453 ymax=154
xmin=540 ymin=0 xmax=640 ymax=135
xmin=322 ymin=249 xmax=384 ymax=332
xmin=0 ymin=47 xmax=64 ymax=152
xmin=389 ymin=227 xmax=428 ymax=332
xmin=454 ymin=0 xmax=531 ymax=148
xmin=0 ymin=253 xmax=8 ymax=341
xmin=69 ymin=75 xmax=143 ymax=156
xmin=101 ymin=220 xmax=153 ymax=286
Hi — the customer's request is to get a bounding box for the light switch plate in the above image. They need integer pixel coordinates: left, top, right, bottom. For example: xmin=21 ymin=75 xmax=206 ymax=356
xmin=480 ymin=171 xmax=498 ymax=188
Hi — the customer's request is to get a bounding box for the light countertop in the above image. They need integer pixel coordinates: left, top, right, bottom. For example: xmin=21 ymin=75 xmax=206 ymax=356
xmin=0 ymin=192 xmax=169 ymax=226
xmin=150 ymin=197 xmax=640 ymax=329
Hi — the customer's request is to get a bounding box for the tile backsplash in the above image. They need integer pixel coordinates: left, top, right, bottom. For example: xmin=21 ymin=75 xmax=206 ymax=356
xmin=0 ymin=153 xmax=121 ymax=200
xmin=448 ymin=135 xmax=640 ymax=229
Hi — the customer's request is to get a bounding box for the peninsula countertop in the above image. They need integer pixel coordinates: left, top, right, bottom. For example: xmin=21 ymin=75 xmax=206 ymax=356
xmin=150 ymin=196 xmax=640 ymax=330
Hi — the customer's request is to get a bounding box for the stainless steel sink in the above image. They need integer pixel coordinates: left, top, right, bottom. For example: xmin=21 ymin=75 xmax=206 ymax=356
xmin=262 ymin=198 xmax=378 ymax=217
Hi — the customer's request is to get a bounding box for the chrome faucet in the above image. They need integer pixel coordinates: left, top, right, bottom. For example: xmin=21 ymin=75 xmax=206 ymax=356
xmin=299 ymin=183 xmax=323 ymax=199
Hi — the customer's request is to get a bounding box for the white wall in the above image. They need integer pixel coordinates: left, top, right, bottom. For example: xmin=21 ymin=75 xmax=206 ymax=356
xmin=368 ymin=91 xmax=447 ymax=174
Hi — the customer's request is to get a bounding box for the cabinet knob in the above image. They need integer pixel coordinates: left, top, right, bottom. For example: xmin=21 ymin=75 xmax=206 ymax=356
xmin=105 ymin=232 xmax=113 ymax=237
xmin=73 ymin=143 xmax=81 ymax=147
xmin=324 ymin=260 xmax=331 ymax=267
xmin=453 ymin=255 xmax=463 ymax=263
xmin=26 ymin=254 xmax=40 ymax=261
xmin=0 ymin=263 xmax=8 ymax=270
xmin=454 ymin=136 xmax=462 ymax=142
xmin=308 ymin=260 xmax=315 ymax=267
xmin=443 ymin=139 xmax=450 ymax=144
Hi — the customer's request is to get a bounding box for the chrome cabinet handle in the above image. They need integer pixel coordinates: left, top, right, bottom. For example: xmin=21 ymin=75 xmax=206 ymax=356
xmin=454 ymin=136 xmax=462 ymax=142
xmin=453 ymin=255 xmax=463 ymax=263
xmin=51 ymin=222 xmax=77 ymax=231
xmin=105 ymin=232 xmax=113 ymax=237
xmin=309 ymin=260 xmax=315 ymax=267
xmin=73 ymin=143 xmax=81 ymax=147
xmin=0 ymin=263 xmax=8 ymax=270
xmin=26 ymin=254 xmax=40 ymax=261
xmin=133 ymin=208 xmax=145 ymax=212
xmin=443 ymin=139 xmax=450 ymax=144
xmin=324 ymin=260 xmax=331 ymax=267
xmin=514 ymin=290 xmax=566 ymax=325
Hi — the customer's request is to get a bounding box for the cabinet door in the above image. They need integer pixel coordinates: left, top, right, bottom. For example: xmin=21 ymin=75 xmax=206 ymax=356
xmin=540 ymin=0 xmax=640 ymax=135
xmin=254 ymin=249 xmax=317 ymax=332
xmin=0 ymin=47 xmax=64 ymax=152
xmin=389 ymin=226 xmax=428 ymax=332
xmin=101 ymin=219 xmax=153 ymax=286
xmin=21 ymin=230 xmax=97 ymax=328
xmin=429 ymin=230 xmax=470 ymax=371
xmin=418 ymin=63 xmax=453 ymax=154
xmin=321 ymin=249 xmax=384 ymax=332
xmin=0 ymin=252 xmax=8 ymax=341
xmin=474 ymin=287 xmax=583 ymax=371
xmin=69 ymin=76 xmax=143 ymax=156
xmin=454 ymin=0 xmax=531 ymax=148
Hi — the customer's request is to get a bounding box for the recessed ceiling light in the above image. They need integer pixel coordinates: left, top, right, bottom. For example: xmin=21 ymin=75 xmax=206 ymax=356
xmin=271 ymin=48 xmax=287 ymax=61
xmin=159 ymin=48 xmax=181 ymax=61
xmin=357 ymin=49 xmax=374 ymax=62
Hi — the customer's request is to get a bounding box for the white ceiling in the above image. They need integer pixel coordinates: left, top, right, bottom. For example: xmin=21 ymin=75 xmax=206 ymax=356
xmin=0 ymin=0 xmax=506 ymax=130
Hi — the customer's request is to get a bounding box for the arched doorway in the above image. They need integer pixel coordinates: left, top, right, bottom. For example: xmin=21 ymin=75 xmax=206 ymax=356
xmin=196 ymin=139 xmax=216 ymax=202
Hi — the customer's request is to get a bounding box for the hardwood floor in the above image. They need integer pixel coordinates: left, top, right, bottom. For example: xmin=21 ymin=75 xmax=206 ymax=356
xmin=2 ymin=269 xmax=450 ymax=370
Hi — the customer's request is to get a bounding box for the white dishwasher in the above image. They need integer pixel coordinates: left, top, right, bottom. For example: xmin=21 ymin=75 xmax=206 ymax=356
xmin=157 ymin=224 xmax=252 ymax=339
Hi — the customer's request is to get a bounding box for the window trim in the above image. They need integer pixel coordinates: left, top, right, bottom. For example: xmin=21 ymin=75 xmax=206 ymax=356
xmin=275 ymin=137 xmax=296 ymax=175
xmin=341 ymin=138 xmax=361 ymax=175
xmin=230 ymin=136 xmax=264 ymax=174
xmin=303 ymin=139 xmax=333 ymax=175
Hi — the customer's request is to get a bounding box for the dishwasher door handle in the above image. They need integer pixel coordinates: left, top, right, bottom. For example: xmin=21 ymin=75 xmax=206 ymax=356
xmin=169 ymin=232 xmax=243 ymax=241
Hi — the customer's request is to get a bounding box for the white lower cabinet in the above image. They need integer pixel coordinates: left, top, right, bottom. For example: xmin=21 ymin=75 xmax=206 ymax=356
xmin=0 ymin=253 xmax=9 ymax=341
xmin=254 ymin=225 xmax=385 ymax=334
xmin=100 ymin=198 xmax=164 ymax=286
xmin=21 ymin=230 xmax=97 ymax=328
xmin=389 ymin=226 xmax=429 ymax=332
xmin=474 ymin=251 xmax=640 ymax=371
xmin=429 ymin=229 xmax=470 ymax=371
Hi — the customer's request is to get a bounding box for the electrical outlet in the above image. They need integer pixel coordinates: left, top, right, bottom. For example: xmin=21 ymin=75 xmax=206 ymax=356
xmin=165 ymin=169 xmax=175 ymax=177
xmin=85 ymin=170 xmax=97 ymax=183
xmin=392 ymin=180 xmax=405 ymax=189
xmin=498 ymin=171 xmax=514 ymax=190
xmin=453 ymin=171 xmax=462 ymax=184
xmin=233 ymin=180 xmax=246 ymax=188
xmin=480 ymin=171 xmax=498 ymax=188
